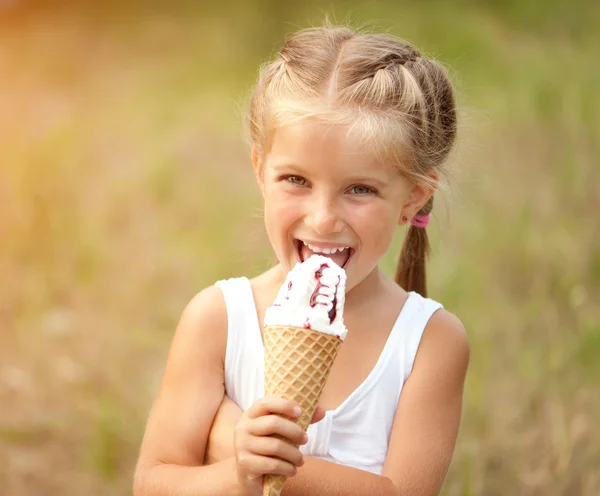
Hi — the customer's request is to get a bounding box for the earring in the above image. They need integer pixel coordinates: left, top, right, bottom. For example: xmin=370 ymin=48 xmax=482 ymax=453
xmin=402 ymin=216 xmax=408 ymax=223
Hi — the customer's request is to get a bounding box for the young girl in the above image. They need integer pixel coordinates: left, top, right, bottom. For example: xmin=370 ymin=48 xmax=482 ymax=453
xmin=134 ymin=23 xmax=469 ymax=496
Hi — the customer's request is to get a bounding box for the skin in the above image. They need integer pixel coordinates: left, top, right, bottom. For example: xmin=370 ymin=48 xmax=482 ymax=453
xmin=134 ymin=120 xmax=470 ymax=496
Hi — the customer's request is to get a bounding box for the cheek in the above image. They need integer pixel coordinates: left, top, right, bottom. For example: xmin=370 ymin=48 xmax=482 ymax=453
xmin=263 ymin=189 xmax=301 ymax=230
xmin=346 ymin=203 xmax=398 ymax=256
xmin=349 ymin=203 xmax=397 ymax=235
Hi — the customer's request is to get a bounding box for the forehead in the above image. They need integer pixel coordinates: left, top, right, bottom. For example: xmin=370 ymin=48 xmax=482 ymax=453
xmin=266 ymin=120 xmax=394 ymax=177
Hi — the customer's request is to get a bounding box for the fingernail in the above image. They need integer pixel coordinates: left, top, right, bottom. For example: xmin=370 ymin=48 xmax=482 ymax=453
xmin=293 ymin=406 xmax=302 ymax=417
xmin=302 ymin=433 xmax=308 ymax=443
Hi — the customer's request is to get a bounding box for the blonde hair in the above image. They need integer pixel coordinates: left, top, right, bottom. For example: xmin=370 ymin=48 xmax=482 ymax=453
xmin=247 ymin=23 xmax=457 ymax=297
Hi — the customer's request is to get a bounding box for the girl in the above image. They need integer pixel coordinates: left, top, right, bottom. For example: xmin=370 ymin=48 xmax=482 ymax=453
xmin=134 ymin=23 xmax=470 ymax=496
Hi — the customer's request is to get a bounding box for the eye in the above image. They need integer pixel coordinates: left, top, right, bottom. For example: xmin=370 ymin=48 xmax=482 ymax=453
xmin=284 ymin=175 xmax=307 ymax=186
xmin=349 ymin=184 xmax=375 ymax=195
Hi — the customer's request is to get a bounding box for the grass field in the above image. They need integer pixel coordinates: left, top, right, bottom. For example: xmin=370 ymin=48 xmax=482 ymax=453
xmin=1 ymin=1 xmax=599 ymax=494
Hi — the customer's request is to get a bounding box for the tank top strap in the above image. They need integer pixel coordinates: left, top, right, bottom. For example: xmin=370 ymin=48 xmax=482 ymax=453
xmin=400 ymin=291 xmax=444 ymax=377
xmin=215 ymin=276 xmax=258 ymax=336
xmin=215 ymin=277 xmax=264 ymax=409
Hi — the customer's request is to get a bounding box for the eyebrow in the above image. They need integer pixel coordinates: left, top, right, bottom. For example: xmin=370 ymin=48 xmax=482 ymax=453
xmin=271 ymin=163 xmax=306 ymax=174
xmin=271 ymin=163 xmax=390 ymax=189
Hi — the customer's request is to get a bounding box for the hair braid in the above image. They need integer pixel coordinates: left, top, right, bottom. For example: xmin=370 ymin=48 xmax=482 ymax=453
xmin=395 ymin=197 xmax=434 ymax=296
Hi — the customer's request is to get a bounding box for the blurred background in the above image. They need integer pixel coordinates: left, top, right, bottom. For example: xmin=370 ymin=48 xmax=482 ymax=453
xmin=1 ymin=0 xmax=599 ymax=494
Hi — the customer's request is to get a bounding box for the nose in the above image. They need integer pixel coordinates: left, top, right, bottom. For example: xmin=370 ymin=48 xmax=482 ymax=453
xmin=305 ymin=194 xmax=344 ymax=235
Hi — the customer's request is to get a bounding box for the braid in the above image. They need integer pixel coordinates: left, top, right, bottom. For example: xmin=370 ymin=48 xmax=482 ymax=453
xmin=395 ymin=197 xmax=434 ymax=297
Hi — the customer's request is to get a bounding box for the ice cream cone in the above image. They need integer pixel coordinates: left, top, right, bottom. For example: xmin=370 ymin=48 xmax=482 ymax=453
xmin=262 ymin=324 xmax=343 ymax=496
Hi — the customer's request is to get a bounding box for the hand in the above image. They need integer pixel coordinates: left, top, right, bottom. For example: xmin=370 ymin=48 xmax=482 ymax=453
xmin=233 ymin=396 xmax=325 ymax=496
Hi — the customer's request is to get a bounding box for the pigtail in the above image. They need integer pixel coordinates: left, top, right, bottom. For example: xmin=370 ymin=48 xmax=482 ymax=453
xmin=394 ymin=197 xmax=433 ymax=297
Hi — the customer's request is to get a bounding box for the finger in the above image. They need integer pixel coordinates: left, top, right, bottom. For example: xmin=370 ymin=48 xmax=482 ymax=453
xmin=246 ymin=396 xmax=302 ymax=421
xmin=247 ymin=415 xmax=308 ymax=446
xmin=310 ymin=405 xmax=326 ymax=424
xmin=238 ymin=453 xmax=298 ymax=479
xmin=245 ymin=435 xmax=305 ymax=467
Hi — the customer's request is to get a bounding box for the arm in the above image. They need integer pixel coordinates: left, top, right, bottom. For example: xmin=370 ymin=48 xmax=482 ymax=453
xmin=133 ymin=286 xmax=246 ymax=496
xmin=379 ymin=309 xmax=470 ymax=494
xmin=205 ymin=309 xmax=469 ymax=495
xmin=135 ymin=286 xmax=316 ymax=496
xmin=207 ymin=409 xmax=402 ymax=495
xmin=204 ymin=395 xmax=247 ymax=465
xmin=286 ymin=309 xmax=469 ymax=495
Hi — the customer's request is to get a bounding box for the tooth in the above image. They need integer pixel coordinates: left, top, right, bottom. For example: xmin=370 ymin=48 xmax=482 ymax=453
xmin=302 ymin=243 xmax=354 ymax=255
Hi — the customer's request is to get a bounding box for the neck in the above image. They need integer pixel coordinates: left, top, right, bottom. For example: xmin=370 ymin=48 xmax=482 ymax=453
xmin=345 ymin=265 xmax=391 ymax=311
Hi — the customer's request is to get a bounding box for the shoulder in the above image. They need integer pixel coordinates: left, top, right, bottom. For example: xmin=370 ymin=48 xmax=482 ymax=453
xmin=169 ymin=284 xmax=229 ymax=366
xmin=413 ymin=307 xmax=470 ymax=383
xmin=181 ymin=284 xmax=228 ymax=330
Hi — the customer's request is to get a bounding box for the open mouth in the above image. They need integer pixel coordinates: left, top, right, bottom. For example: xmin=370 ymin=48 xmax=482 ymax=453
xmin=294 ymin=239 xmax=354 ymax=269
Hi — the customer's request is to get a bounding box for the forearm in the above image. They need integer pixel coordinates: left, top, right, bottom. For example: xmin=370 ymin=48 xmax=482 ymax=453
xmin=134 ymin=458 xmax=247 ymax=496
xmin=283 ymin=456 xmax=399 ymax=496
xmin=203 ymin=398 xmax=399 ymax=496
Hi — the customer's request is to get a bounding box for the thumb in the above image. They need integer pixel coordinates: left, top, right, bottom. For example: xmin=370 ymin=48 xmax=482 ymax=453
xmin=310 ymin=405 xmax=326 ymax=424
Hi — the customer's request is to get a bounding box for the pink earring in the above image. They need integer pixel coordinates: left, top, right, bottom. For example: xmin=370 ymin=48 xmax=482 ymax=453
xmin=402 ymin=216 xmax=408 ymax=223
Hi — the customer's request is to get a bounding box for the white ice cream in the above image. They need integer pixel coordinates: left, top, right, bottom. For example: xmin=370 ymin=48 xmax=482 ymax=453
xmin=264 ymin=255 xmax=347 ymax=340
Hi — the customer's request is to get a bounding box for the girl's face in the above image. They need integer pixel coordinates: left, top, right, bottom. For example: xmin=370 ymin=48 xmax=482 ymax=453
xmin=255 ymin=120 xmax=433 ymax=294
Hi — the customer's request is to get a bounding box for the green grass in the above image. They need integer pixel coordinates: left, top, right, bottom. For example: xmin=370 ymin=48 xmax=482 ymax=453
xmin=0 ymin=1 xmax=599 ymax=495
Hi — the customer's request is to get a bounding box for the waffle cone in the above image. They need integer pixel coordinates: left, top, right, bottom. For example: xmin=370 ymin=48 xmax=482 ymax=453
xmin=262 ymin=325 xmax=343 ymax=496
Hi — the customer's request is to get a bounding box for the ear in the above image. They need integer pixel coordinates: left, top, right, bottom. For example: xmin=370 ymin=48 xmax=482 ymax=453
xmin=251 ymin=146 xmax=264 ymax=195
xmin=251 ymin=146 xmax=261 ymax=176
xmin=398 ymin=170 xmax=439 ymax=225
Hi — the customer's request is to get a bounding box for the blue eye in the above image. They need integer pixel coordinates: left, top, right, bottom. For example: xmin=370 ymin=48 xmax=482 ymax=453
xmin=349 ymin=185 xmax=375 ymax=195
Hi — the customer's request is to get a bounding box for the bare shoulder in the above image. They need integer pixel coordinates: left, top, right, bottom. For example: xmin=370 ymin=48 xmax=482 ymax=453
xmin=170 ymin=284 xmax=229 ymax=365
xmin=414 ymin=308 xmax=470 ymax=382
xmin=179 ymin=284 xmax=228 ymax=336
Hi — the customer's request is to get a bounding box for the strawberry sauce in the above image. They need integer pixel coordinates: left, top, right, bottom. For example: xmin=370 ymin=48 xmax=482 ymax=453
xmin=307 ymin=263 xmax=338 ymax=325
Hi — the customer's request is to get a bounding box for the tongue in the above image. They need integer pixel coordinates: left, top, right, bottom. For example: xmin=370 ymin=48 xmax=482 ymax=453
xmin=301 ymin=244 xmax=350 ymax=268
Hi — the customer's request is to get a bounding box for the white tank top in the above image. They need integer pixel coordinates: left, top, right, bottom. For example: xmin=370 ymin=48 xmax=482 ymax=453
xmin=215 ymin=277 xmax=443 ymax=475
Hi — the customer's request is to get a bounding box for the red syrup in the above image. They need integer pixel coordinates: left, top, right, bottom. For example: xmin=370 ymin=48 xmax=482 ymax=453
xmin=308 ymin=263 xmax=338 ymax=324
xmin=273 ymin=281 xmax=294 ymax=307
